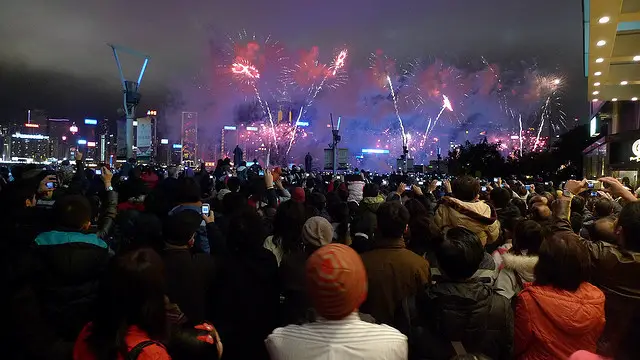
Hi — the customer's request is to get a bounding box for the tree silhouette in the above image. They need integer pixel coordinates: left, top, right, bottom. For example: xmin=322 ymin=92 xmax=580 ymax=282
xmin=446 ymin=138 xmax=506 ymax=178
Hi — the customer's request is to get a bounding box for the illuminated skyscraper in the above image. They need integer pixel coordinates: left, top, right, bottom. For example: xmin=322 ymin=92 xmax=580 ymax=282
xmin=181 ymin=112 xmax=198 ymax=165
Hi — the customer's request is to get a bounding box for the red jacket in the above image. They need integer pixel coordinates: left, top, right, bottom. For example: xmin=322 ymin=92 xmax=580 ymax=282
xmin=74 ymin=323 xmax=170 ymax=360
xmin=515 ymin=282 xmax=605 ymax=360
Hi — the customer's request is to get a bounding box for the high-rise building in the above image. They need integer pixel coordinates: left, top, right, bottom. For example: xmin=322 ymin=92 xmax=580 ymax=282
xmin=0 ymin=124 xmax=10 ymax=161
xmin=48 ymin=118 xmax=70 ymax=160
xmin=181 ymin=112 xmax=198 ymax=165
xmin=10 ymin=133 xmax=50 ymax=162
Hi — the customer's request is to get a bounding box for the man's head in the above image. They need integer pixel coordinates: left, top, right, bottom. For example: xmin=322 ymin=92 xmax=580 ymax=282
xmin=164 ymin=210 xmax=202 ymax=247
xmin=590 ymin=216 xmax=618 ymax=245
xmin=451 ymin=176 xmax=481 ymax=202
xmin=616 ymin=201 xmax=640 ymax=252
xmin=54 ymin=195 xmax=92 ymax=230
xmin=167 ymin=166 xmax=178 ymax=179
xmin=363 ymin=183 xmax=380 ymax=198
xmin=594 ymin=198 xmax=614 ymax=218
xmin=376 ymin=201 xmax=410 ymax=239
xmin=530 ymin=203 xmax=552 ymax=223
xmin=226 ymin=177 xmax=241 ymax=193
xmin=490 ymin=188 xmax=511 ymax=209
xmin=175 ymin=177 xmax=202 ymax=204
xmin=306 ymin=244 xmax=367 ymax=320
xmin=436 ymin=227 xmax=484 ymax=280
xmin=308 ymin=192 xmax=327 ymax=212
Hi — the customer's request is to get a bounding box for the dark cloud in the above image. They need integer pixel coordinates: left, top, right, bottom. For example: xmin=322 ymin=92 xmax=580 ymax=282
xmin=0 ymin=0 xmax=586 ymax=121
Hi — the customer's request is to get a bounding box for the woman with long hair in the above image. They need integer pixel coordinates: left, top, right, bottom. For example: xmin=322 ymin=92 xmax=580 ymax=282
xmin=74 ymin=248 xmax=170 ymax=360
xmin=263 ymin=200 xmax=307 ymax=265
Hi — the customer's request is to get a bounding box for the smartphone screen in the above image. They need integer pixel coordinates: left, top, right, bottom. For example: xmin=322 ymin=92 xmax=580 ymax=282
xmin=591 ymin=191 xmax=598 ymax=197
xmin=121 ymin=176 xmax=128 ymax=181
xmin=436 ymin=181 xmax=442 ymax=186
xmin=258 ymin=170 xmax=264 ymax=176
xmin=481 ymin=186 xmax=487 ymax=192
xmin=95 ymin=169 xmax=102 ymax=175
xmin=587 ymin=182 xmax=594 ymax=189
xmin=405 ymin=186 xmax=412 ymax=191
xmin=493 ymin=178 xmax=498 ymax=183
xmin=201 ymin=203 xmax=210 ymax=215
xmin=525 ymin=185 xmax=531 ymax=190
xmin=46 ymin=182 xmax=56 ymax=189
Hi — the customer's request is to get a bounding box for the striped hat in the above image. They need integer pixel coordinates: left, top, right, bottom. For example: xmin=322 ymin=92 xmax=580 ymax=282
xmin=305 ymin=244 xmax=367 ymax=320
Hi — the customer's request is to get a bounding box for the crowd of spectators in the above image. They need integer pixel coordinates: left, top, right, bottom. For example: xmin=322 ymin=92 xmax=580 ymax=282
xmin=1 ymin=153 xmax=639 ymax=359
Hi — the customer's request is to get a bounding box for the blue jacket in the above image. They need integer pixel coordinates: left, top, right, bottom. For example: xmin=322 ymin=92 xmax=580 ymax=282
xmin=168 ymin=204 xmax=210 ymax=254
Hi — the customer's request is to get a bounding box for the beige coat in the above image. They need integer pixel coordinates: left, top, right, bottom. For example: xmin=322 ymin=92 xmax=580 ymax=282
xmin=434 ymin=196 xmax=500 ymax=246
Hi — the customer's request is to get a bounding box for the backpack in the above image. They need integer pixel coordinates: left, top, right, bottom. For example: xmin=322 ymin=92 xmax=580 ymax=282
xmin=126 ymin=340 xmax=165 ymax=360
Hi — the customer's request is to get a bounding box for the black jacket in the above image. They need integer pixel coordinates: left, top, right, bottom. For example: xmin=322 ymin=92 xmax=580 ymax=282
xmin=408 ymin=280 xmax=513 ymax=360
xmin=211 ymin=247 xmax=279 ymax=360
xmin=162 ymin=247 xmax=216 ymax=325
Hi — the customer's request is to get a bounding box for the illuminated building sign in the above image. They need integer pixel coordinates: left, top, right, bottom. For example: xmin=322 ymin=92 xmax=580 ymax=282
xmin=295 ymin=121 xmax=310 ymax=127
xmin=84 ymin=119 xmax=98 ymax=125
xmin=77 ymin=139 xmax=87 ymax=145
xmin=70 ymin=125 xmax=79 ymax=133
xmin=160 ymin=138 xmax=169 ymax=144
xmin=12 ymin=133 xmax=49 ymax=140
xmin=87 ymin=141 xmax=96 ymax=147
xmin=172 ymin=144 xmax=182 ymax=149
xmin=362 ymin=148 xmax=390 ymax=154
xmin=590 ymin=117 xmax=599 ymax=137
xmin=246 ymin=126 xmax=258 ymax=131
xmin=25 ymin=123 xmax=40 ymax=128
xmin=224 ymin=126 xmax=237 ymax=130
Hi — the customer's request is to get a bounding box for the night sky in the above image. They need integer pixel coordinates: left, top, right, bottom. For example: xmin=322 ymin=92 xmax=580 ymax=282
xmin=0 ymin=0 xmax=586 ymax=122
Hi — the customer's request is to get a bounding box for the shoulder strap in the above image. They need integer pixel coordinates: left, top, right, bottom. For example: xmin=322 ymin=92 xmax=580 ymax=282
xmin=126 ymin=340 xmax=164 ymax=360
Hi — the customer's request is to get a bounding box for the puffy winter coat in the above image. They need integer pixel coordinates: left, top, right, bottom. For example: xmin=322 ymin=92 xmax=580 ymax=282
xmin=412 ymin=280 xmax=513 ymax=360
xmin=514 ymin=283 xmax=605 ymax=360
xmin=435 ymin=197 xmax=500 ymax=246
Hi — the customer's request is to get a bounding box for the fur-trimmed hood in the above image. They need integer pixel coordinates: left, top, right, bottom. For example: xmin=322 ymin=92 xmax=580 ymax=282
xmin=502 ymin=252 xmax=538 ymax=283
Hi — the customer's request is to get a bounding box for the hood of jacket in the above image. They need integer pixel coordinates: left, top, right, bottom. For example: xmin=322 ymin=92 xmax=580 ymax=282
xmin=441 ymin=197 xmax=497 ymax=225
xmin=524 ymin=283 xmax=605 ymax=335
xmin=347 ymin=180 xmax=365 ymax=203
xmin=436 ymin=197 xmax=500 ymax=246
xmin=360 ymin=195 xmax=385 ymax=212
xmin=501 ymin=253 xmax=537 ymax=283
